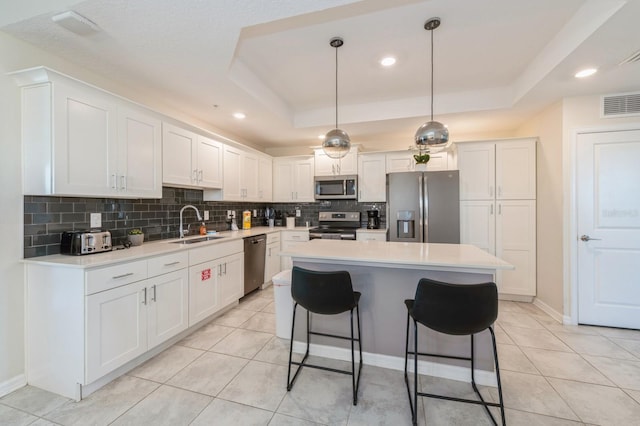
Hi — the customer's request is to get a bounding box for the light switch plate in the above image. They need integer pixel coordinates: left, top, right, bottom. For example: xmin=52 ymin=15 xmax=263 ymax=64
xmin=90 ymin=213 xmax=101 ymax=228
xmin=296 ymin=209 xmax=301 ymax=217
xmin=204 ymin=211 xmax=210 ymax=220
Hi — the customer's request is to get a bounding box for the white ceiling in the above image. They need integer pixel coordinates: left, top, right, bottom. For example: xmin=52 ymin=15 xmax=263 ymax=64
xmin=2 ymin=0 xmax=640 ymax=151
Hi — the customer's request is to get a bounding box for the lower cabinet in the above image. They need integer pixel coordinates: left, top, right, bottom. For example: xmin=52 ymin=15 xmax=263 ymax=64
xmin=264 ymin=232 xmax=281 ymax=284
xmin=86 ymin=269 xmax=188 ymax=383
xmin=280 ymin=230 xmax=309 ymax=270
xmin=356 ymin=229 xmax=388 ymax=241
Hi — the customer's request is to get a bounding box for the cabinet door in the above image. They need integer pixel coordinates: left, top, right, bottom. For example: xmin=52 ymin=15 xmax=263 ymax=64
xmin=386 ymin=152 xmax=414 ymax=173
xmin=86 ymin=280 xmax=147 ymax=383
xmin=162 ymin=123 xmax=197 ymax=187
xmin=338 ymin=148 xmax=358 ymax=175
xmin=242 ymin=151 xmax=260 ymax=200
xmin=223 ymin=145 xmax=243 ymax=200
xmin=53 ymin=80 xmax=117 ymax=197
xmin=146 ymin=269 xmax=189 ymax=349
xmin=265 ymin=241 xmax=281 ymax=283
xmin=189 ymin=260 xmax=220 ymax=326
xmin=293 ymin=158 xmax=315 ymax=202
xmin=117 ymin=106 xmax=162 ymax=197
xmin=457 ymin=143 xmax=495 ymax=200
xmin=273 ymin=160 xmax=295 ymax=202
xmin=425 ymin=152 xmax=449 ymax=171
xmin=197 ymin=135 xmax=223 ymax=188
xmin=496 ymin=200 xmax=536 ymax=296
xmin=358 ymin=153 xmax=386 ymax=202
xmin=496 ymin=140 xmax=536 ymax=199
xmin=258 ymin=156 xmax=273 ymax=201
xmin=460 ymin=200 xmax=496 ymax=255
xmin=314 ymin=150 xmax=336 ymax=176
xmin=218 ymin=252 xmax=244 ymax=308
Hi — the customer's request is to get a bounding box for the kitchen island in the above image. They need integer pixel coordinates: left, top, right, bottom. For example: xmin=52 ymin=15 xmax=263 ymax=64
xmin=280 ymin=239 xmax=513 ymax=385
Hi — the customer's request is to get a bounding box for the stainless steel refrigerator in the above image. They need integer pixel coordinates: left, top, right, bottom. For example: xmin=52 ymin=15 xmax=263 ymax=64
xmin=387 ymin=170 xmax=460 ymax=243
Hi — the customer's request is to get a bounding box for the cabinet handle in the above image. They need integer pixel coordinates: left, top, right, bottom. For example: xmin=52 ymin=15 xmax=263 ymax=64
xmin=337 ymin=164 xmax=340 ymax=174
xmin=111 ymin=174 xmax=117 ymax=189
xmin=151 ymin=284 xmax=157 ymax=302
xmin=268 ymin=247 xmax=272 ymax=256
xmin=199 ymin=170 xmax=203 ymax=182
xmin=498 ymin=204 xmax=502 ymax=215
xmin=223 ymin=262 xmax=227 ymax=275
xmin=164 ymin=261 xmax=180 ymax=266
xmin=120 ymin=175 xmax=126 ymax=191
xmin=192 ymin=169 xmax=198 ymax=182
xmin=112 ymin=272 xmax=134 ymax=279
xmin=490 ymin=204 xmax=494 ymax=215
xmin=142 ymin=287 xmax=147 ymax=305
xmin=218 ymin=264 xmax=222 ymax=276
xmin=498 ymin=186 xmax=502 ymax=197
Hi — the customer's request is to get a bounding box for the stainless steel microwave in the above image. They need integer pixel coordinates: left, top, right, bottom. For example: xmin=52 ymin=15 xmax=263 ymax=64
xmin=314 ymin=175 xmax=358 ymax=200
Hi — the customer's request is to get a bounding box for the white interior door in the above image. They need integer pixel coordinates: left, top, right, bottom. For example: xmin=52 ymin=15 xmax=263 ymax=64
xmin=577 ymin=129 xmax=640 ymax=329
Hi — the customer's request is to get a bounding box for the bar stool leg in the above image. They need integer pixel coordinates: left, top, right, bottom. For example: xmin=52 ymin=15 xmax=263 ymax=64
xmin=350 ymin=308 xmax=357 ymax=405
xmin=490 ymin=327 xmax=506 ymax=425
xmin=403 ymin=311 xmax=416 ymax=424
xmin=413 ymin=319 xmax=419 ymax=426
xmin=287 ymin=303 xmax=298 ymax=390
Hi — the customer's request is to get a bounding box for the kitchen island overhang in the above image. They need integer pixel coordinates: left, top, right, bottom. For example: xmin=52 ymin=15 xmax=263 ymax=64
xmin=280 ymin=240 xmax=514 ymax=386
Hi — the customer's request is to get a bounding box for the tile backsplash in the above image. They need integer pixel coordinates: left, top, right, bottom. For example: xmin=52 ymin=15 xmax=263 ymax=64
xmin=24 ymin=187 xmax=386 ymax=258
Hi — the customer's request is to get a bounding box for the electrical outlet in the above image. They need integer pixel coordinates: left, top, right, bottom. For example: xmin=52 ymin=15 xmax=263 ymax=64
xmin=295 ymin=209 xmax=301 ymax=217
xmin=253 ymin=209 xmax=257 ymax=217
xmin=90 ymin=213 xmax=101 ymax=228
xmin=226 ymin=210 xmax=232 ymax=219
xmin=204 ymin=210 xmax=210 ymax=220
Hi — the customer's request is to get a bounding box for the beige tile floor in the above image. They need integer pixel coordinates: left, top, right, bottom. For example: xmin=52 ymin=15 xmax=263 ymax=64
xmin=2 ymin=287 xmax=640 ymax=425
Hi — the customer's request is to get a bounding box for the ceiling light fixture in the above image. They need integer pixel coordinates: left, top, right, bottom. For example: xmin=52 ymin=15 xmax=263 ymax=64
xmin=380 ymin=56 xmax=396 ymax=67
xmin=322 ymin=37 xmax=351 ymax=159
xmin=575 ymin=68 xmax=597 ymax=78
xmin=414 ymin=17 xmax=449 ymax=151
xmin=233 ymin=112 xmax=246 ymax=119
xmin=51 ymin=11 xmax=100 ymax=35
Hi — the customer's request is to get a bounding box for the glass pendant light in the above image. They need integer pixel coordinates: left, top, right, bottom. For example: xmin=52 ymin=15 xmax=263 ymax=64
xmin=323 ymin=37 xmax=351 ymax=159
xmin=415 ymin=18 xmax=449 ymax=150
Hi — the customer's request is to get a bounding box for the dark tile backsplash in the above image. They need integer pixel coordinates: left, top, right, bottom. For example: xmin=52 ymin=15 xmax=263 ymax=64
xmin=23 ymin=187 xmax=386 ymax=258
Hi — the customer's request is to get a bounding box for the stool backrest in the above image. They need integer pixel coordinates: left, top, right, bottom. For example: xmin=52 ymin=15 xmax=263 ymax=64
xmin=291 ymin=266 xmax=356 ymax=315
xmin=412 ymin=278 xmax=498 ymax=335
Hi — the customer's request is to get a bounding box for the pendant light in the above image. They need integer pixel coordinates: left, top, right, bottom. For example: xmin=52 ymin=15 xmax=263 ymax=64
xmin=415 ymin=17 xmax=449 ymax=150
xmin=322 ymin=37 xmax=351 ymax=159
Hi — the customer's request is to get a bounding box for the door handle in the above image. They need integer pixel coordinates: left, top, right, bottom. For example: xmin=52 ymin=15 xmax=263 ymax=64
xmin=580 ymin=235 xmax=602 ymax=242
xmin=142 ymin=287 xmax=147 ymax=305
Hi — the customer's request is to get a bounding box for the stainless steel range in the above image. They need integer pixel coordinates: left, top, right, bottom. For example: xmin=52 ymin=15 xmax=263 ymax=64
xmin=309 ymin=211 xmax=360 ymax=240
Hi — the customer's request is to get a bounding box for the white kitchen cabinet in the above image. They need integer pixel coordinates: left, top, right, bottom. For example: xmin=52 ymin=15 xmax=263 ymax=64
xmin=258 ymin=156 xmax=273 ymax=201
xmin=458 ymin=138 xmax=536 ymax=201
xmin=264 ymin=232 xmax=281 ymax=284
xmin=280 ymin=230 xmax=309 ymax=270
xmin=146 ymin=269 xmax=190 ymax=349
xmin=15 ymin=68 xmax=162 ymax=198
xmin=188 ymin=239 xmax=244 ymax=325
xmin=385 ymin=150 xmax=450 ymax=174
xmin=273 ymin=156 xmax=315 ymax=202
xmin=457 ymin=138 xmax=537 ymax=299
xmin=314 ymin=147 xmax=358 ymax=176
xmin=163 ymin=123 xmax=223 ymax=189
xmin=358 ymin=153 xmax=387 ymax=202
xmin=204 ymin=145 xmax=268 ymax=202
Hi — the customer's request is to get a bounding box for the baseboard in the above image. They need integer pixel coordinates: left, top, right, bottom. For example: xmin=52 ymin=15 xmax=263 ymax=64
xmin=532 ymin=298 xmax=564 ymax=323
xmin=0 ymin=374 xmax=27 ymax=398
xmin=292 ymin=341 xmax=498 ymax=387
xmin=498 ymin=294 xmax=534 ymax=303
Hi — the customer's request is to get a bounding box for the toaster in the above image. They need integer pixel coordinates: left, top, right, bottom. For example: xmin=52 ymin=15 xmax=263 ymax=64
xmin=60 ymin=230 xmax=112 ymax=255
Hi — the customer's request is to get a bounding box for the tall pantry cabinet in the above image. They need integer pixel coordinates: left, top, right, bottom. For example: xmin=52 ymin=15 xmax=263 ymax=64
xmin=457 ymin=138 xmax=537 ymax=300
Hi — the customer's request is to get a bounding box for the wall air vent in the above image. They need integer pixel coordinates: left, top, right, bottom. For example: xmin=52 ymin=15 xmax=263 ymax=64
xmin=619 ymin=49 xmax=640 ymax=66
xmin=601 ymin=92 xmax=640 ymax=118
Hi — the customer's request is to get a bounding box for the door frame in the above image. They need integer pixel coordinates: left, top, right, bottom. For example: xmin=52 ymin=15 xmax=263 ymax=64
xmin=566 ymin=123 xmax=640 ymax=325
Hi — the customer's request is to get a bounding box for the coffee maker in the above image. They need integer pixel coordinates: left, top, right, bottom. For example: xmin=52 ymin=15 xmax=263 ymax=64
xmin=366 ymin=210 xmax=380 ymax=229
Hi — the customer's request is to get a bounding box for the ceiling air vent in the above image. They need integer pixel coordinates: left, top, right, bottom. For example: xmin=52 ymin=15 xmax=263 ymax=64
xmin=601 ymin=92 xmax=640 ymax=118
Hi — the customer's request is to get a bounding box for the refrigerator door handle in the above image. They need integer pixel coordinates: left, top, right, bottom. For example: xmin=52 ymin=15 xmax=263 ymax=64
xmin=418 ymin=174 xmax=425 ymax=243
xmin=423 ymin=173 xmax=429 ymax=243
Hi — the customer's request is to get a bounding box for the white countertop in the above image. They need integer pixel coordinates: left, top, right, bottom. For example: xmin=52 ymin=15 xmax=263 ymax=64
xmin=355 ymin=228 xmax=388 ymax=234
xmin=23 ymin=226 xmax=301 ymax=269
xmin=281 ymin=239 xmax=513 ymax=272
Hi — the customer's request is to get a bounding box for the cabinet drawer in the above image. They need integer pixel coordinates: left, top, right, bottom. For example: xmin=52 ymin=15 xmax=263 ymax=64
xmin=86 ymin=260 xmax=147 ymax=295
xmin=148 ymin=252 xmax=189 ymax=278
xmin=281 ymin=230 xmax=309 ymax=242
xmin=266 ymin=232 xmax=281 ymax=244
xmin=189 ymin=239 xmax=243 ymax=265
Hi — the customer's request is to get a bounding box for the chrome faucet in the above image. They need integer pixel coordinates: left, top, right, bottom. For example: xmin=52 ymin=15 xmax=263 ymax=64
xmin=179 ymin=204 xmax=203 ymax=238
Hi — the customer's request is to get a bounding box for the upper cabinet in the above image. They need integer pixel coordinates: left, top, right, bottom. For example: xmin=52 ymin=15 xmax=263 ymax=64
xmin=358 ymin=153 xmax=386 ymax=202
xmin=273 ymin=156 xmax=315 ymax=202
xmin=15 ymin=68 xmax=162 ymax=198
xmin=203 ymin=145 xmax=271 ymax=202
xmin=314 ymin=147 xmax=358 ymax=176
xmin=162 ymin=123 xmax=223 ymax=189
xmin=457 ymin=138 xmax=536 ymax=201
xmin=385 ymin=151 xmax=450 ymax=173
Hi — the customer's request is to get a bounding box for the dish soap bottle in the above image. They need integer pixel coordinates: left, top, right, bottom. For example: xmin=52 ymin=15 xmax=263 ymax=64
xmin=199 ymin=222 xmax=207 ymax=235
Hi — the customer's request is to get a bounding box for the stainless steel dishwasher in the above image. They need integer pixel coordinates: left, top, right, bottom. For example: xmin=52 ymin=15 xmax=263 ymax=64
xmin=243 ymin=234 xmax=266 ymax=295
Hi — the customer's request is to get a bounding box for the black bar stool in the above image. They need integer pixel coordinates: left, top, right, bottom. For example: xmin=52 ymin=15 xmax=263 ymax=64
xmin=404 ymin=278 xmax=505 ymax=425
xmin=287 ymin=266 xmax=363 ymax=405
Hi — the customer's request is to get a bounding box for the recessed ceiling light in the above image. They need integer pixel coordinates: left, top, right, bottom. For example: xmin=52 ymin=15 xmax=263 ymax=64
xmin=318 ymin=134 xmax=325 ymax=140
xmin=233 ymin=112 xmax=246 ymax=119
xmin=380 ymin=56 xmax=396 ymax=67
xmin=575 ymin=68 xmax=597 ymax=78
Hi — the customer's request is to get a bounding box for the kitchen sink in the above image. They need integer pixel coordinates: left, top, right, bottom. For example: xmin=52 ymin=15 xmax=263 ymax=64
xmin=170 ymin=235 xmax=225 ymax=244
